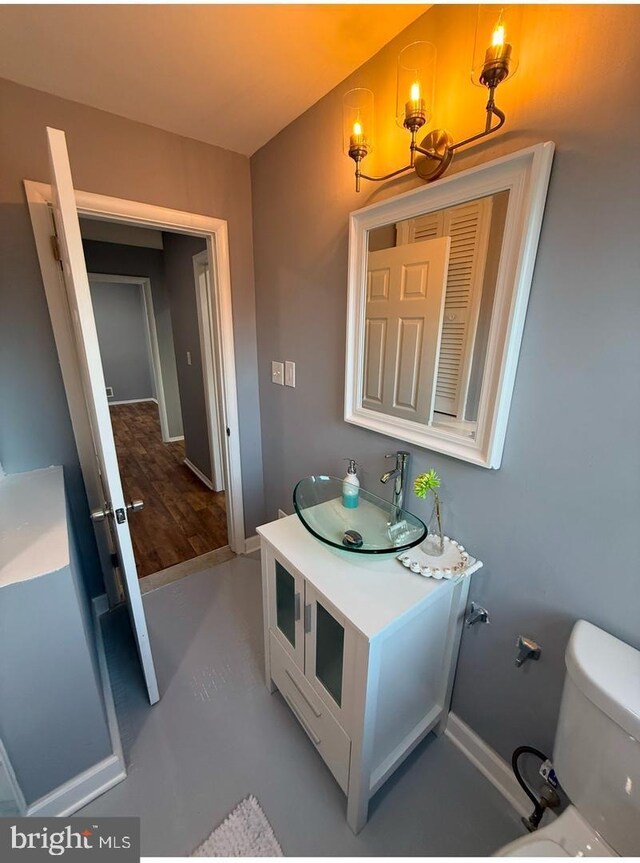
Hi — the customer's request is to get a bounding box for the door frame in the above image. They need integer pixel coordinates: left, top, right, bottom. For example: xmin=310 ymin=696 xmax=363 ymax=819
xmin=24 ymin=180 xmax=248 ymax=568
xmin=87 ymin=273 xmax=179 ymax=444
xmin=192 ymin=250 xmax=225 ymax=493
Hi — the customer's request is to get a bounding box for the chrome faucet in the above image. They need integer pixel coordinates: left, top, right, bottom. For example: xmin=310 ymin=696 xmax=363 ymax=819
xmin=380 ymin=451 xmax=410 ymax=511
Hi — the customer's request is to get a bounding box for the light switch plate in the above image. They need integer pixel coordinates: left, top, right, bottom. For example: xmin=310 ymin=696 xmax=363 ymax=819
xmin=285 ymin=360 xmax=296 ymax=387
xmin=271 ymin=361 xmax=284 ymax=385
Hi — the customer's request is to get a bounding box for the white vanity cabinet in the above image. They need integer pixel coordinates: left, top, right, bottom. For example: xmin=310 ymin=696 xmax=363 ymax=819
xmin=258 ymin=514 xmax=481 ymax=833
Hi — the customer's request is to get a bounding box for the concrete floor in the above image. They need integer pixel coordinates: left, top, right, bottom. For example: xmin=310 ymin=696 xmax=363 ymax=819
xmin=79 ymin=556 xmax=525 ymax=856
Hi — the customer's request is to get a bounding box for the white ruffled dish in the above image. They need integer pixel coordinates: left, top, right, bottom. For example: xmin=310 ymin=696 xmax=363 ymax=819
xmin=397 ymin=537 xmax=481 ymax=580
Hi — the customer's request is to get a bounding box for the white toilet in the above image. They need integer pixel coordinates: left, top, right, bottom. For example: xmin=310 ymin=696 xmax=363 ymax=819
xmin=497 ymin=619 xmax=640 ymax=857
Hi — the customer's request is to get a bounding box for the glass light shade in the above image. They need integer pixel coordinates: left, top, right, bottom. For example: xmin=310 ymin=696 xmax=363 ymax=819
xmin=343 ymin=88 xmax=374 ymax=157
xmin=471 ymin=5 xmax=522 ymax=88
xmin=396 ymin=41 xmax=436 ymax=130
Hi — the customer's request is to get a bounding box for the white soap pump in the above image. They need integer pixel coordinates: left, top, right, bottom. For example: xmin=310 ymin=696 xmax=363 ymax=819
xmin=342 ymin=459 xmax=360 ymax=509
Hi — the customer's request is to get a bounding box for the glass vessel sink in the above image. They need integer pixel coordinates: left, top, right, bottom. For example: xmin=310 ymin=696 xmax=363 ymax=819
xmin=293 ymin=475 xmax=427 ymax=554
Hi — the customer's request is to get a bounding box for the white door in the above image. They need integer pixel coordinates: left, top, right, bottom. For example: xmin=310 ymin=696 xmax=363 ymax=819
xmin=47 ymin=126 xmax=159 ymax=705
xmin=364 ymin=236 xmax=450 ymax=424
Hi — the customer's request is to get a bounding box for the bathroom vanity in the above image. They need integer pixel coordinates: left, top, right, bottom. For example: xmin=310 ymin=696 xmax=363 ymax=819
xmin=258 ymin=513 xmax=482 ymax=832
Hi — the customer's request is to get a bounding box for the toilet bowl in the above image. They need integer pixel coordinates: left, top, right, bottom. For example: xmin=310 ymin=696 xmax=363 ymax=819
xmin=496 ymin=805 xmax=616 ymax=857
xmin=496 ymin=620 xmax=640 ymax=857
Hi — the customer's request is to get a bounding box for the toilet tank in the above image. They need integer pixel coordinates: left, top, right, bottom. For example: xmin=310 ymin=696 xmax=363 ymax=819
xmin=553 ymin=620 xmax=640 ymax=856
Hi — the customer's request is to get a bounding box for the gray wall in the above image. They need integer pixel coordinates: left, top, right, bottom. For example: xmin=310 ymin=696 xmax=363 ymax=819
xmin=83 ymin=239 xmax=183 ymax=439
xmin=0 ymin=568 xmax=112 ymax=804
xmin=0 ymin=468 xmax=112 ymax=805
xmin=250 ymin=3 xmax=640 ymax=761
xmin=162 ymin=232 xmax=212 ymax=482
xmin=90 ymin=279 xmax=155 ymax=403
xmin=0 ymin=77 xmax=265 ymax=601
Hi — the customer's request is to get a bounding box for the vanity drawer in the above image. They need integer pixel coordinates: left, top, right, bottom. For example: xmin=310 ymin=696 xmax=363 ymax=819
xmin=269 ymin=631 xmax=351 ymax=794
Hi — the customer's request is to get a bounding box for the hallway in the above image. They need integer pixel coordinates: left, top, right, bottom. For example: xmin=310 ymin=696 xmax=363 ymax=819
xmin=111 ymin=401 xmax=228 ymax=577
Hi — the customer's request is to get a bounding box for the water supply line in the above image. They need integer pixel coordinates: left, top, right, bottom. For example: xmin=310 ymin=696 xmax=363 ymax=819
xmin=512 ymin=745 xmax=560 ymax=832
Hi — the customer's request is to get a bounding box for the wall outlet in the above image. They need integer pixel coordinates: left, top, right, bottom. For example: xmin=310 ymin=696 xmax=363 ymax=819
xmin=285 ymin=360 xmax=296 ymax=387
xmin=271 ymin=361 xmax=284 ymax=385
xmin=105 ymin=386 xmax=114 ymax=398
xmin=186 ymin=351 xmax=192 ymax=366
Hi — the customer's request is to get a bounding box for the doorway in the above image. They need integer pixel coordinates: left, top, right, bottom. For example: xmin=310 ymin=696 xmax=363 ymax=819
xmin=85 ymin=242 xmax=229 ymax=579
xmin=25 ymin=172 xmax=247 ymax=600
xmin=25 ymin=127 xmax=249 ymax=703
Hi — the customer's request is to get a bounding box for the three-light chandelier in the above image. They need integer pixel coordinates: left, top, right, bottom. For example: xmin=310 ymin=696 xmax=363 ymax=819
xmin=344 ymin=5 xmax=521 ymax=192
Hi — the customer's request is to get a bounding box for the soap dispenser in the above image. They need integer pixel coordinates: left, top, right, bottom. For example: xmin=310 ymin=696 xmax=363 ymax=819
xmin=342 ymin=459 xmax=360 ymax=509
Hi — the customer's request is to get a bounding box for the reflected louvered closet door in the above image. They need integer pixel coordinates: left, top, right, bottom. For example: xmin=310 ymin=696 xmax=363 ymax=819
xmin=398 ymin=198 xmax=492 ymax=419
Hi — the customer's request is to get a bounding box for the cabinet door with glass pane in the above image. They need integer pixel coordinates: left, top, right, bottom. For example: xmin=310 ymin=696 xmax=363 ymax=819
xmin=270 ymin=556 xmax=305 ymax=668
xmin=304 ymin=583 xmax=352 ymax=723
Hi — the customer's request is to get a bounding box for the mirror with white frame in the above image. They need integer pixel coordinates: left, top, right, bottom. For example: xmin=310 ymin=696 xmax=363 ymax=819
xmin=345 ymin=143 xmax=555 ymax=468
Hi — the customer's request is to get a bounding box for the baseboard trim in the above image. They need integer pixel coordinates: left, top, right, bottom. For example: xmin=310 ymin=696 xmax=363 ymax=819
xmin=445 ymin=712 xmax=532 ymax=819
xmin=27 ymin=754 xmax=125 ymax=817
xmin=108 ymin=397 xmax=157 ymax=406
xmin=0 ymin=733 xmax=26 ymax=815
xmin=165 ymin=434 xmax=185 ymax=443
xmin=184 ymin=458 xmax=214 ymax=490
xmin=244 ymin=535 xmax=261 ymax=554
xmin=26 ymin=597 xmax=126 ymax=816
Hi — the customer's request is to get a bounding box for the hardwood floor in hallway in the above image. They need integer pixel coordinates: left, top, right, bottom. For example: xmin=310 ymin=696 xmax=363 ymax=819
xmin=110 ymin=401 xmax=227 ymax=578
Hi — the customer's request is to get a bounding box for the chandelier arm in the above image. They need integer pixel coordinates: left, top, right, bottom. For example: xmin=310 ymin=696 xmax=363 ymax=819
xmin=359 ymin=163 xmax=414 ymax=182
xmin=449 ymin=101 xmax=506 ymax=153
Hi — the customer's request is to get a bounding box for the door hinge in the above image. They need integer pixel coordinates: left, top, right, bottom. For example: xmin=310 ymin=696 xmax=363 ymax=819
xmin=226 ymin=427 xmax=231 ymax=437
xmin=50 ymin=234 xmax=62 ymax=263
xmin=110 ymin=552 xmax=120 ymax=568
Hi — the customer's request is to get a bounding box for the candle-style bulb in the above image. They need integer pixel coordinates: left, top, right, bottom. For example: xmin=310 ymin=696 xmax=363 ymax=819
xmin=348 ymin=116 xmax=368 ymax=159
xmin=492 ymin=24 xmax=505 ymax=47
xmin=480 ymin=17 xmax=512 ymax=88
xmin=404 ymin=79 xmax=426 ymax=131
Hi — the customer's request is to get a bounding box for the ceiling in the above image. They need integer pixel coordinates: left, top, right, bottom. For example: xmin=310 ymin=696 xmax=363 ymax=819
xmin=0 ymin=4 xmax=428 ymax=156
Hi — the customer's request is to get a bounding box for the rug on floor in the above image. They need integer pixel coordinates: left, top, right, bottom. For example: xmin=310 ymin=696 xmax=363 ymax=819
xmin=191 ymin=795 xmax=283 ymax=857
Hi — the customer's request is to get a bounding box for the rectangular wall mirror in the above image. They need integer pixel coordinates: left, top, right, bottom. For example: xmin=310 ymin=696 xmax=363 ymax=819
xmin=345 ymin=143 xmax=554 ymax=468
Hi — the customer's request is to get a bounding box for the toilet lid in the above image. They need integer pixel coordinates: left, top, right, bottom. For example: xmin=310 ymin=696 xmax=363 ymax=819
xmin=504 ymin=838 xmax=569 ymax=857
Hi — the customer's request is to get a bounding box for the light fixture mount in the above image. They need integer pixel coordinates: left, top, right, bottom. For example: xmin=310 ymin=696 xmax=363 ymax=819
xmin=413 ymin=130 xmax=454 ymax=182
